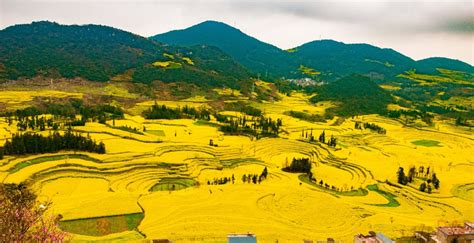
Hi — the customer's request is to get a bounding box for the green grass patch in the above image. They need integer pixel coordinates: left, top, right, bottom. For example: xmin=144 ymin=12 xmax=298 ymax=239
xmin=411 ymin=139 xmax=442 ymax=147
xmin=59 ymin=213 xmax=144 ymax=236
xmin=367 ymin=184 xmax=400 ymax=207
xmin=298 ymin=174 xmax=368 ymax=197
xmin=194 ymin=120 xmax=219 ymax=127
xmin=298 ymin=65 xmax=320 ymax=76
xmin=108 ymin=125 xmax=144 ymax=135
xmin=146 ymin=130 xmax=165 ymax=136
xmin=150 ymin=178 xmax=197 ymax=192
xmin=9 ymin=154 xmax=101 ymax=173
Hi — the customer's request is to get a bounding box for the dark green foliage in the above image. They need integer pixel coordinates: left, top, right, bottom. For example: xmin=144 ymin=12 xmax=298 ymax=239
xmin=132 ymin=45 xmax=253 ymax=90
xmin=355 ymin=121 xmax=387 ymax=134
xmin=310 ymin=74 xmax=392 ymax=116
xmin=416 ymin=57 xmax=474 ymax=74
xmin=318 ymin=130 xmax=325 ymax=143
xmin=4 ymin=101 xmax=124 ymax=122
xmin=218 ymin=115 xmax=282 ymax=139
xmin=151 ymin=20 xmax=293 ymax=79
xmin=2 ymin=129 xmax=106 ymax=155
xmin=397 ymin=167 xmax=408 ymax=185
xmin=260 ymin=167 xmax=268 ymax=180
xmin=0 ymin=21 xmax=163 ymax=81
xmin=284 ymin=110 xmax=325 ymax=123
xmin=0 ymin=21 xmax=252 ymax=90
xmin=292 ymin=40 xmax=416 ymax=80
xmin=283 ymin=158 xmax=312 ymax=174
xmin=419 ymin=182 xmax=427 ymax=192
xmin=397 ymin=166 xmax=441 ymax=192
xmin=223 ymin=102 xmax=262 ymax=116
xmin=143 ymin=103 xmax=211 ymax=120
xmin=328 ymin=135 xmax=337 ymax=147
xmin=153 ymin=21 xmax=474 ymax=81
xmin=3 ymin=102 xmax=124 ymax=131
xmin=432 ymin=173 xmax=440 ymax=189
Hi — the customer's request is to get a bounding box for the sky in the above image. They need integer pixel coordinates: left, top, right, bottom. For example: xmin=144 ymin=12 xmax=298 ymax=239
xmin=1 ymin=0 xmax=473 ymax=65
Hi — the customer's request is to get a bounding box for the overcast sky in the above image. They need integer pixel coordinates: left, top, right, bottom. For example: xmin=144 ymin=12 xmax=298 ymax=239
xmin=1 ymin=0 xmax=473 ymax=64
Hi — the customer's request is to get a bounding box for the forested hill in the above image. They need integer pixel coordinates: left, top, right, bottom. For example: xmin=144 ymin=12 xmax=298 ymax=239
xmin=0 ymin=21 xmax=253 ymax=90
xmin=310 ymin=74 xmax=393 ymax=116
xmin=290 ymin=40 xmax=416 ymax=80
xmin=152 ymin=21 xmax=473 ymax=81
xmin=151 ymin=20 xmax=294 ymax=79
xmin=415 ymin=57 xmax=474 ymax=74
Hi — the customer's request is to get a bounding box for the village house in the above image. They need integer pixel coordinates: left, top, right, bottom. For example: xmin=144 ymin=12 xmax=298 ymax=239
xmin=432 ymin=222 xmax=474 ymax=243
xmin=354 ymin=232 xmax=393 ymax=243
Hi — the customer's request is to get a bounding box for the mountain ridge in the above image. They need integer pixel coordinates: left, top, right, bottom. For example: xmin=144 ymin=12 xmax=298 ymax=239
xmin=152 ymin=20 xmax=473 ymax=80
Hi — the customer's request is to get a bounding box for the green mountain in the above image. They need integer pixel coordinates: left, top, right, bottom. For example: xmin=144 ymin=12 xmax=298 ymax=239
xmin=150 ymin=20 xmax=293 ymax=78
xmin=291 ymin=40 xmax=416 ymax=80
xmin=416 ymin=57 xmax=474 ymax=74
xmin=310 ymin=74 xmax=393 ymax=116
xmin=152 ymin=21 xmax=473 ymax=81
xmin=0 ymin=21 xmax=252 ymax=89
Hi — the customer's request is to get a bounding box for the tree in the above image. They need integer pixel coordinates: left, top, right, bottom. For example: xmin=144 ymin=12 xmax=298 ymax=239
xmin=408 ymin=166 xmax=416 ymax=183
xmin=242 ymin=174 xmax=247 ymax=183
xmin=319 ymin=131 xmax=325 ymax=143
xmin=261 ymin=167 xmax=268 ymax=179
xmin=432 ymin=173 xmax=440 ymax=189
xmin=427 ymin=184 xmax=432 ymax=194
xmin=0 ymin=183 xmax=68 ymax=242
xmin=397 ymin=167 xmax=408 ymax=185
xmin=419 ymin=182 xmax=426 ymax=192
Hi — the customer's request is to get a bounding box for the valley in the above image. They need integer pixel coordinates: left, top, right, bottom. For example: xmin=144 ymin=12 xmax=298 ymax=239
xmin=0 ymin=79 xmax=472 ymax=242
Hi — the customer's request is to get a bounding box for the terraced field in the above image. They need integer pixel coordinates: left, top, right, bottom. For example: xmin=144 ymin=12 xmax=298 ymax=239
xmin=0 ymin=92 xmax=473 ymax=242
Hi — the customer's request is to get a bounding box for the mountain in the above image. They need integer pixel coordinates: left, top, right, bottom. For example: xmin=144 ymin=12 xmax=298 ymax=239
xmin=151 ymin=20 xmax=293 ymax=78
xmin=416 ymin=57 xmax=474 ymax=74
xmin=291 ymin=40 xmax=417 ymax=80
xmin=0 ymin=21 xmax=252 ymax=89
xmin=152 ymin=21 xmax=473 ymax=81
xmin=310 ymin=74 xmax=393 ymax=116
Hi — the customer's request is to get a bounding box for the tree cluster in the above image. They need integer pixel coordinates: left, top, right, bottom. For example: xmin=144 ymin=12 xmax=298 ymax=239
xmin=223 ymin=102 xmax=262 ymax=117
xmin=3 ymin=102 xmax=124 ymax=129
xmin=283 ymin=158 xmax=312 ymax=174
xmin=397 ymin=166 xmax=440 ymax=193
xmin=1 ymin=129 xmax=105 ymax=156
xmin=143 ymin=103 xmax=211 ymax=120
xmin=242 ymin=167 xmax=269 ymax=184
xmin=354 ymin=121 xmax=386 ymax=134
xmin=387 ymin=109 xmax=434 ymax=125
xmin=219 ymin=115 xmax=282 ymax=139
xmin=301 ymin=129 xmax=337 ymax=147
xmin=285 ymin=110 xmax=325 ymax=123
xmin=207 ymin=175 xmax=235 ymax=185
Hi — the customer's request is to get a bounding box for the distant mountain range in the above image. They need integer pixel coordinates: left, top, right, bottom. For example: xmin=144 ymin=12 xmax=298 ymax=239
xmin=1 ymin=20 xmax=472 ymax=87
xmin=152 ymin=20 xmax=473 ymax=80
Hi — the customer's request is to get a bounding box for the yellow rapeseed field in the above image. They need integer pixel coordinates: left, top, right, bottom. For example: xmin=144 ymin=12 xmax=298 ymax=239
xmin=0 ymin=89 xmax=472 ymax=242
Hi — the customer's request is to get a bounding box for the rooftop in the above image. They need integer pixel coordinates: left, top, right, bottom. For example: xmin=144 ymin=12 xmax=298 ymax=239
xmin=438 ymin=226 xmax=473 ymax=236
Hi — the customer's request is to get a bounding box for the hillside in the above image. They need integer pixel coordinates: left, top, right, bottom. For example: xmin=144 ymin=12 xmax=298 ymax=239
xmin=416 ymin=57 xmax=474 ymax=74
xmin=310 ymin=74 xmax=393 ymax=116
xmin=292 ymin=40 xmax=416 ymax=80
xmin=151 ymin=20 xmax=294 ymax=78
xmin=152 ymin=21 xmax=473 ymax=81
xmin=0 ymin=21 xmax=252 ymax=90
